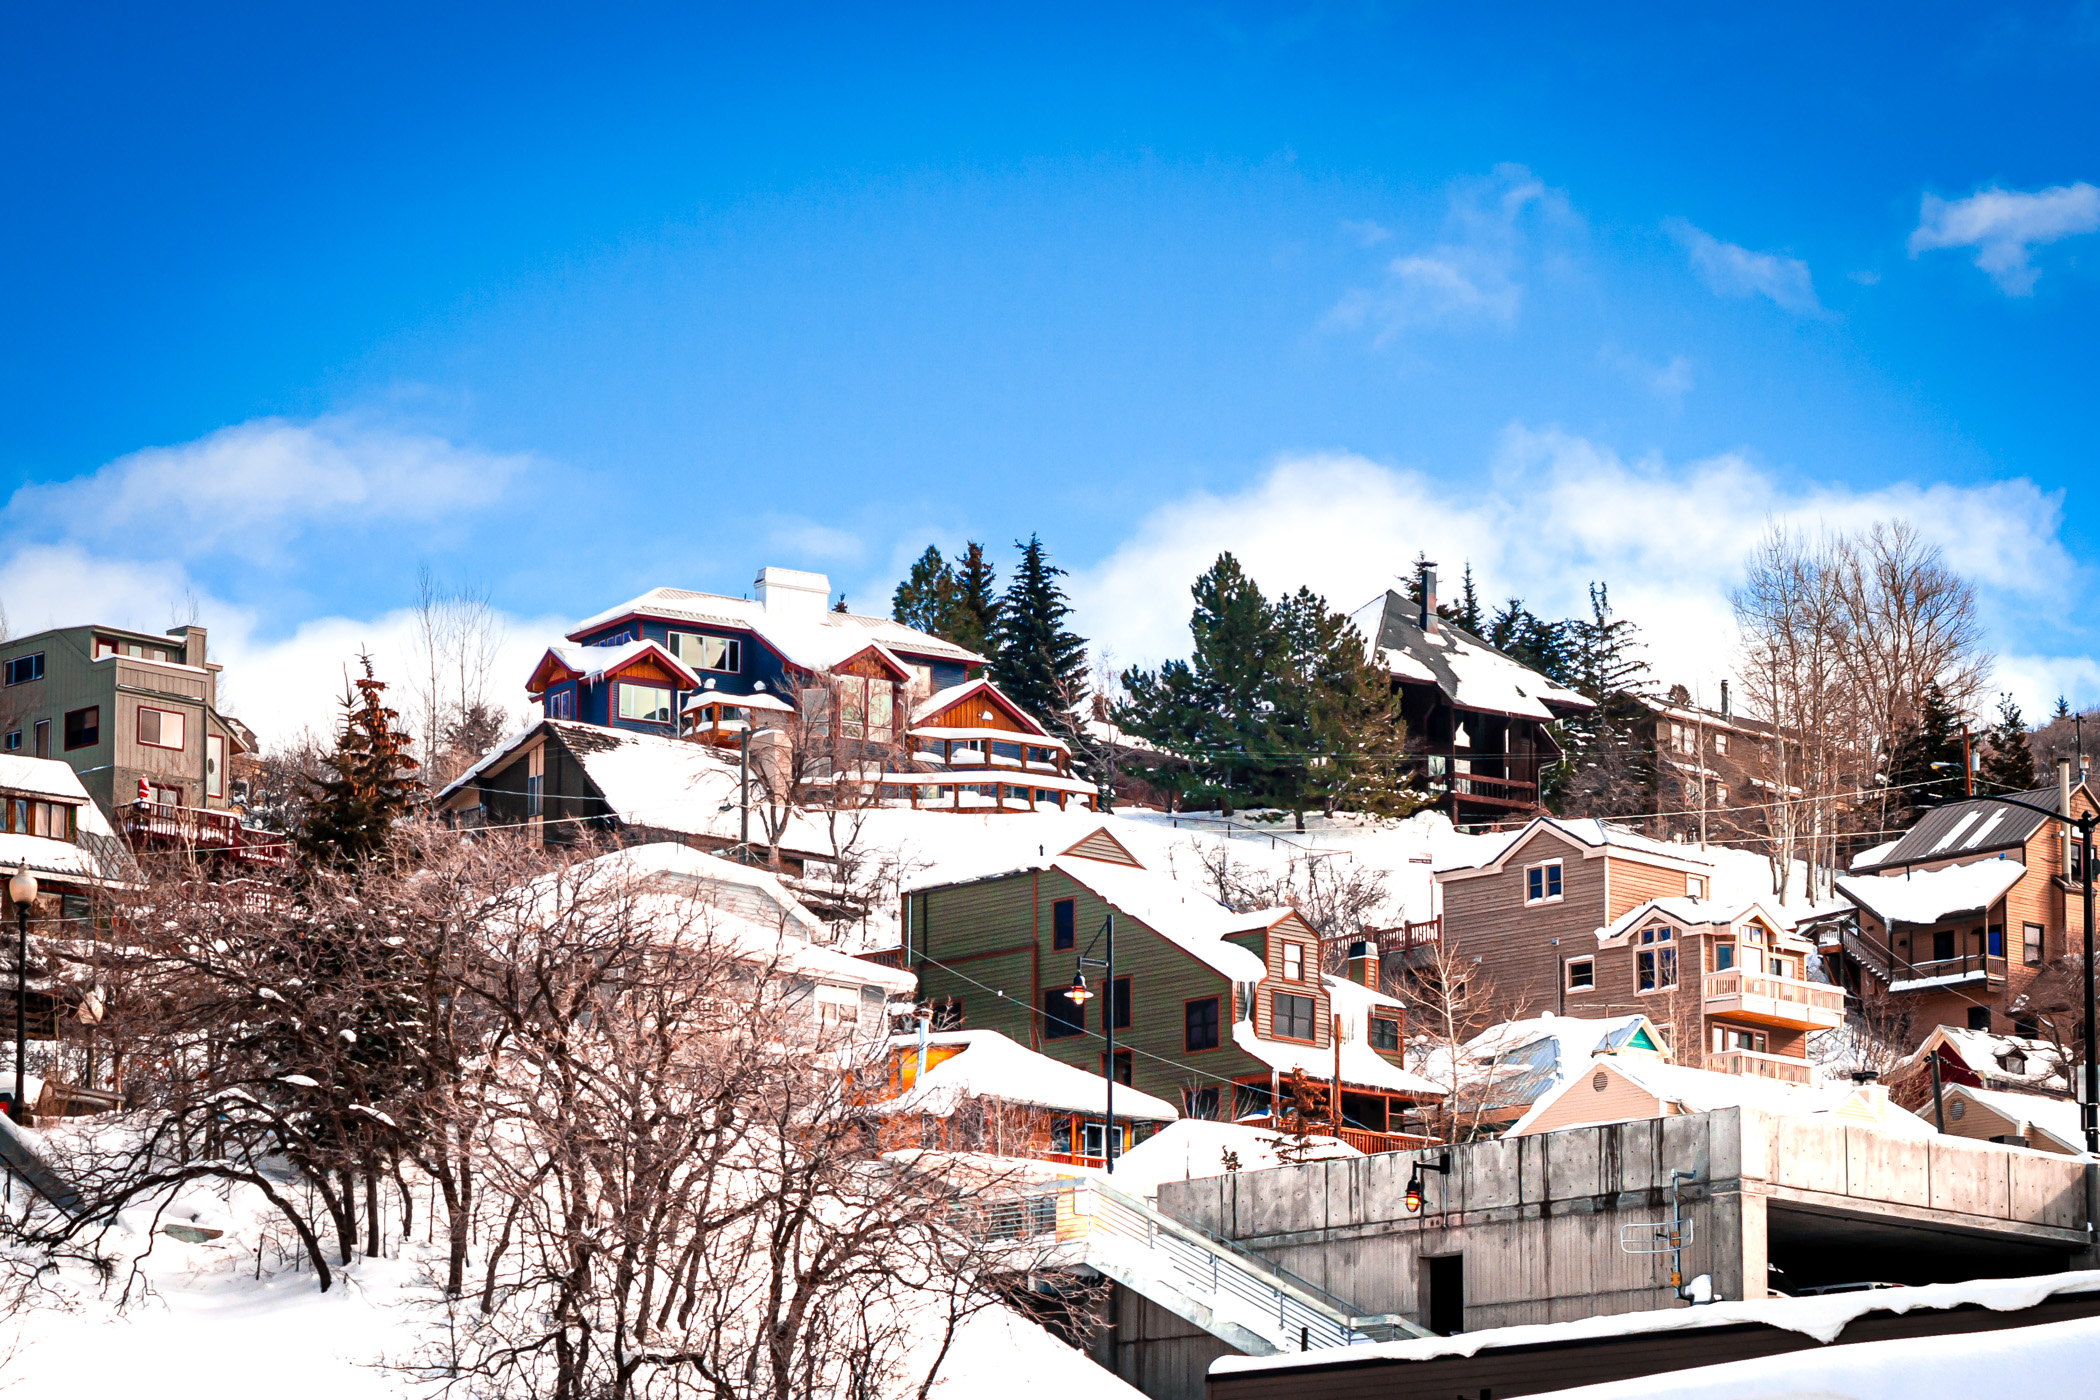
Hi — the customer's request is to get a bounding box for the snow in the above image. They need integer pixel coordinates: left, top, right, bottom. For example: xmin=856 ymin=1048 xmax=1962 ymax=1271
xmin=1945 ymin=1084 xmax=2092 ymax=1155
xmin=0 ymin=754 xmax=139 ymax=887
xmin=1850 ymin=837 xmax=1900 ymax=870
xmin=1597 ymin=896 xmax=1792 ymax=945
xmin=1836 ymin=856 xmax=2025 ymax=926
xmin=1505 ymin=1058 xmax=1936 ymax=1139
xmin=1230 ymin=1018 xmax=1445 ymax=1097
xmin=883 ymin=1030 xmax=1180 ymax=1121
xmin=568 ymin=584 xmax=983 ymax=666
xmin=1102 ymin=1120 xmax=1360 ymax=1198
xmin=1212 ymin=1269 xmax=2100 ymax=1374
xmin=538 ymin=639 xmax=699 ymax=688
xmin=1898 ymin=1025 xmax=2070 ymax=1094
xmin=1043 ymin=856 xmax=1269 ymax=982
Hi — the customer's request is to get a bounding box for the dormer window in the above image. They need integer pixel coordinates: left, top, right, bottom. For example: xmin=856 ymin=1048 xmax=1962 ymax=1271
xmin=2001 ymin=1051 xmax=2027 ymax=1077
xmin=1636 ymin=925 xmax=1677 ymax=991
xmin=668 ymin=632 xmax=740 ymax=674
xmin=1282 ymin=941 xmax=1306 ymax=982
xmin=1526 ymin=860 xmax=1564 ymax=904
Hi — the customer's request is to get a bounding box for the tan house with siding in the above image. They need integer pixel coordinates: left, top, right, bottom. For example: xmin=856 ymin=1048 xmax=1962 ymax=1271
xmin=1817 ymin=775 xmax=2098 ymax=1040
xmin=1502 ymin=1053 xmax=1933 ymax=1139
xmin=1435 ymin=818 xmax=1839 ymax=1085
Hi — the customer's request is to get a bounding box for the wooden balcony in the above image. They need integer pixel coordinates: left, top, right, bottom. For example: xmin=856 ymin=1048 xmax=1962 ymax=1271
xmin=1887 ymin=951 xmax=2008 ymax=990
xmin=1703 ymin=970 xmax=1845 ymax=1030
xmin=1703 ymin=1048 xmax=1814 ymax=1085
xmin=1332 ymin=1126 xmax=1439 ymax=1155
xmin=117 ymin=801 xmax=289 ymax=867
xmin=1405 ymin=756 xmax=1541 ymax=812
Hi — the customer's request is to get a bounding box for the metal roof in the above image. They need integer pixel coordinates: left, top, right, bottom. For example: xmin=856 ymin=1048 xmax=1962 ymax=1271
xmin=1864 ymin=784 xmax=2065 ymax=870
xmin=1347 ymin=591 xmax=1594 ymax=721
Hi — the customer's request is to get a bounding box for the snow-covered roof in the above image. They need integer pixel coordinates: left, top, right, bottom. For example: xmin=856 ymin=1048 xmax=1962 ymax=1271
xmin=1898 ymin=1025 xmax=2071 ymax=1095
xmin=909 ymin=678 xmax=1048 ymax=732
xmin=883 ymin=1030 xmax=1178 ymax=1120
xmin=570 ymin=585 xmax=983 ymax=668
xmin=1456 ymin=1013 xmax=1666 ymax=1111
xmin=1435 ymin=815 xmax=1716 ymax=877
xmin=530 ymin=640 xmax=700 ymax=691
xmin=1836 ymin=857 xmax=2026 ymax=926
xmin=1866 ymin=783 xmax=2076 ymax=871
xmin=683 ymin=690 xmax=797 ymax=713
xmin=1943 ymin=1084 xmax=2091 ymax=1156
xmin=1046 ymin=856 xmax=1269 ymax=981
xmin=1505 ymin=1057 xmax=1935 ymax=1139
xmin=1348 ymin=591 xmax=1594 ymax=721
xmin=1231 ymin=1017 xmax=1445 ymax=1098
xmin=1849 ymin=838 xmax=1899 ymax=870
xmin=0 ymin=755 xmax=138 ymax=887
xmin=1597 ymin=895 xmax=1797 ymax=945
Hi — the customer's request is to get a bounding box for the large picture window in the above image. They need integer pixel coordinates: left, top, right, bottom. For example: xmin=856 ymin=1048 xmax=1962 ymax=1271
xmin=617 ymin=683 xmax=673 ymax=724
xmin=1042 ymin=988 xmax=1083 ymax=1039
xmin=138 ymin=706 xmax=187 ymax=750
xmin=1636 ymin=925 xmax=1677 ymax=992
xmin=668 ymin=632 xmax=741 ymax=674
xmin=3 ymin=653 xmax=43 ymax=686
xmin=1272 ymin=991 xmax=1316 ymax=1042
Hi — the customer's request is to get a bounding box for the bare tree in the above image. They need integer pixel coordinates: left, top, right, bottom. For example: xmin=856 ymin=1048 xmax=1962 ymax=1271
xmin=412 ymin=567 xmax=509 ymax=790
xmin=1397 ymin=933 xmax=1531 ymax=1143
xmin=1191 ymin=840 xmax=1391 ymax=958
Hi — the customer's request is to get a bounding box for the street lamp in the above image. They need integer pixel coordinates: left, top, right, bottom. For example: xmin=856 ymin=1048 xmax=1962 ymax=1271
xmin=1958 ymin=790 xmax=2098 ymax=1154
xmin=1066 ymin=913 xmax=1117 ymax=1172
xmin=7 ymin=865 xmax=35 ymax=1125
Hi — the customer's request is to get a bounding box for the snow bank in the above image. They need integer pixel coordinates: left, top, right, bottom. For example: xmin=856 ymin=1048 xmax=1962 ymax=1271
xmin=1102 ymin=1120 xmax=1360 ymax=1199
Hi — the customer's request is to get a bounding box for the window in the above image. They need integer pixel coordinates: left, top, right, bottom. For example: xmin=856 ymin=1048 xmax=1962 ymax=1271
xmin=1986 ymin=925 xmax=2004 ymax=958
xmin=1184 ymin=996 xmax=1221 ymax=1052
xmin=1042 ymin=988 xmax=1083 ymax=1039
xmin=1967 ymin=1006 xmax=1992 ymax=1032
xmin=206 ymin=734 xmax=224 ymax=798
xmin=1 ymin=732 xmax=16 ymax=752
xmin=1369 ymin=1015 xmax=1401 ymax=1051
xmin=2024 ymin=922 xmax=2045 ymax=966
xmin=1932 ymin=927 xmax=1955 ymax=962
xmin=1714 ymin=732 xmax=1728 ymax=755
xmin=616 ymin=684 xmax=673 ymax=724
xmin=1183 ymin=1086 xmax=1221 ymax=1121
xmin=1565 ymin=957 xmax=1595 ymax=990
xmin=1052 ymin=898 xmax=1076 ymax=950
xmin=137 ymin=707 xmax=187 ymax=750
xmin=1686 ymin=874 xmax=1705 ymax=899
xmin=1103 ymin=976 xmax=1131 ymax=1032
xmin=1100 ymin=1048 xmax=1133 ymax=1085
xmin=33 ymin=720 xmax=49 ymax=758
xmin=667 ymin=632 xmax=741 ymax=674
xmin=2 ymin=799 xmax=75 ymax=842
xmin=545 ymin=687 xmax=574 ymax=720
xmin=906 ymin=662 xmax=934 ymax=695
xmin=1272 ymin=991 xmax=1316 ymax=1042
xmin=1713 ymin=942 xmax=1735 ymax=971
xmin=1282 ymin=941 xmax=1305 ymax=981
xmin=146 ymin=781 xmax=182 ymax=807
xmin=1715 ymin=1026 xmax=1767 ymax=1053
xmin=60 ymin=707 xmax=98 ymax=752
xmin=1770 ymin=956 xmax=1787 ymax=977
xmin=1525 ymin=861 xmax=1564 ymax=904
xmin=1636 ymin=925 xmax=1677 ymax=992
xmin=525 ymin=744 xmax=545 ymax=819
xmin=1080 ymin=1120 xmax=1130 ymax=1160
xmin=3 ymin=653 xmax=43 ymax=686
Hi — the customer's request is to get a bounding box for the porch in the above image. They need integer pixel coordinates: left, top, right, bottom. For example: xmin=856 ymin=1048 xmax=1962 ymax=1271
xmin=116 ymin=801 xmax=288 ymax=868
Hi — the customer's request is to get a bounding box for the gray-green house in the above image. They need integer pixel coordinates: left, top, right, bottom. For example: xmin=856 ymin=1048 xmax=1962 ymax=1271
xmin=0 ymin=622 xmax=253 ymax=830
xmin=903 ymin=828 xmax=1443 ymax=1152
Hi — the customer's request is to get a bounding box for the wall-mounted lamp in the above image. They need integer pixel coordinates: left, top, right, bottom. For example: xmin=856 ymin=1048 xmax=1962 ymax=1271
xmin=1403 ymin=1151 xmax=1451 ymax=1214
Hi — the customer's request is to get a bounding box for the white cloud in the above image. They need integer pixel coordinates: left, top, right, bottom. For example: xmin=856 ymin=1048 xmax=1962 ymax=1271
xmin=1068 ymin=429 xmax=2073 ymax=713
xmin=4 ymin=416 xmax=532 ymax=562
xmin=1908 ymin=182 xmax=2100 ymax=295
xmin=1327 ymin=165 xmax=1577 ymax=343
xmin=1666 ymin=219 xmax=1820 ymax=313
xmin=1339 ymin=219 xmax=1390 ymax=247
xmin=765 ymin=517 xmax=865 ymax=566
xmin=1601 ymin=346 xmax=1694 ymax=402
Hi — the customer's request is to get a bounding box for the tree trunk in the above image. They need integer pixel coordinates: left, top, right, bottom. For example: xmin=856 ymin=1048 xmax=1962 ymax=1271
xmin=364 ymin=1162 xmax=382 ymax=1258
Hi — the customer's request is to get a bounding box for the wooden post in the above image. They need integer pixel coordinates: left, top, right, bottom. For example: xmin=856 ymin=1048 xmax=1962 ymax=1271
xmin=1332 ymin=1015 xmax=1343 ymax=1138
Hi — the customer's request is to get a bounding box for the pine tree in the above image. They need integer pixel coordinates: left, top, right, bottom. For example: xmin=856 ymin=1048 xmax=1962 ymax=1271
xmin=989 ymin=535 xmax=1089 ymax=726
xmin=1980 ymin=692 xmax=2038 ymax=793
xmin=299 ymin=656 xmax=422 ymax=868
xmin=1544 ymin=585 xmax=1652 ymax=818
xmin=1487 ymin=598 xmax=1572 ymax=688
xmin=2057 ymin=696 xmax=2073 ymax=721
xmin=892 ymin=546 xmax=959 ymax=636
xmin=832 ymin=593 xmax=849 ymax=614
xmin=949 ymin=542 xmax=1001 ymax=659
xmin=1453 ymin=563 xmax=1484 ymax=634
xmin=1887 ymin=680 xmax=1967 ymax=813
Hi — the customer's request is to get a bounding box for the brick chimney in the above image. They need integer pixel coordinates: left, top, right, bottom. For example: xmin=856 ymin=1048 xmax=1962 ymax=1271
xmin=1417 ymin=562 xmax=1438 ymax=634
xmin=1719 ymin=678 xmax=1730 ymax=719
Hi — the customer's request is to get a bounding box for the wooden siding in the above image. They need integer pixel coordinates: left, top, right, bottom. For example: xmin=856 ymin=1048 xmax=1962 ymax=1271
xmin=1064 ymin=828 xmax=1142 ymax=866
xmin=910 ymin=867 xmax=1263 ymax=1111
xmin=924 ymin=687 xmax=1035 ymax=734
xmin=1442 ymin=828 xmax=1610 ymax=1020
xmin=1249 ymin=912 xmax=1330 ymax=1050
xmin=1604 ymin=855 xmax=1696 ymax=919
xmin=1508 ymin=1060 xmax=1664 ymax=1135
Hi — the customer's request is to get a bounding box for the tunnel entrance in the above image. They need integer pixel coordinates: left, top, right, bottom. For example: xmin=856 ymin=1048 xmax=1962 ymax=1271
xmin=1767 ymin=1203 xmax=2077 ymax=1291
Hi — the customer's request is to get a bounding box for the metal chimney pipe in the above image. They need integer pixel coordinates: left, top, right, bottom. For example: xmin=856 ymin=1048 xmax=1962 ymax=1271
xmin=1419 ymin=563 xmax=1438 ymax=634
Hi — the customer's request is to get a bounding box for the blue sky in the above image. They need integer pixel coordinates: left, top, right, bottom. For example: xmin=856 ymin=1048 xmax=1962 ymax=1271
xmin=4 ymin=4 xmax=2099 ymax=738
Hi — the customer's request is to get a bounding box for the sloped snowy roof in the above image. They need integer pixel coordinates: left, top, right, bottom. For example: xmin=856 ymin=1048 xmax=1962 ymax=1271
xmin=1898 ymin=1024 xmax=2071 ymax=1095
xmin=1836 ymin=857 xmax=2026 ymax=926
xmin=1598 ymin=895 xmax=1796 ymax=944
xmin=1506 ymin=1056 xmax=1934 ymax=1139
xmin=1436 ymin=815 xmax=1716 ymax=877
xmin=1458 ymin=1013 xmax=1665 ymax=1110
xmin=1348 ymin=591 xmax=1594 ymax=721
xmin=570 ymin=585 xmax=983 ymax=666
xmin=1231 ymin=1018 xmax=1445 ymax=1098
xmin=1943 ymin=1084 xmax=2091 ymax=1156
xmin=533 ymin=640 xmax=699 ymax=690
xmin=882 ymin=1030 xmax=1178 ymax=1120
xmin=1048 ymin=857 xmax=1269 ymax=981
xmin=1103 ymin=1120 xmax=1360 ymax=1198
xmin=0 ymin=755 xmax=138 ymax=887
xmin=1867 ymin=783 xmax=2075 ymax=870
xmin=1849 ymin=838 xmax=1899 ymax=870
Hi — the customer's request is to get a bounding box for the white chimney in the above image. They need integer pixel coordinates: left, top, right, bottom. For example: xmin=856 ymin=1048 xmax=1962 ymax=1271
xmin=754 ymin=567 xmax=832 ymax=620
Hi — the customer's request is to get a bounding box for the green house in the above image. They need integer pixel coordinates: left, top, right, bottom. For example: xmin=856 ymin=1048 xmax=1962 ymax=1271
xmin=903 ymin=828 xmax=1443 ymax=1150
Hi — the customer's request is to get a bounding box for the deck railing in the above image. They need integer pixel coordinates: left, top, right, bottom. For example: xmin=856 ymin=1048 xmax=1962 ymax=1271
xmin=1703 ymin=970 xmax=1846 ymax=1018
xmin=117 ymin=802 xmax=289 ymax=867
xmin=1703 ymin=1048 xmax=1815 ymax=1085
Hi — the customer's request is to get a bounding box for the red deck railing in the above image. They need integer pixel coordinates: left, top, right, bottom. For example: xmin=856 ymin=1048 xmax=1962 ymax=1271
xmin=117 ymin=802 xmax=290 ymax=867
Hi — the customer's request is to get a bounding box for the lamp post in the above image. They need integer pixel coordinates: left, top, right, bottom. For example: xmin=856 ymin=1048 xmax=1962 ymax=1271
xmin=1066 ymin=912 xmax=1117 ymax=1172
xmin=7 ymin=865 xmax=35 ymax=1125
xmin=1955 ymin=792 xmax=2098 ymax=1154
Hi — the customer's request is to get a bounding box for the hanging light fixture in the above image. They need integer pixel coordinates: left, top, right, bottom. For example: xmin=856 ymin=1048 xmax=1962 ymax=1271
xmin=1064 ymin=971 xmax=1093 ymax=1004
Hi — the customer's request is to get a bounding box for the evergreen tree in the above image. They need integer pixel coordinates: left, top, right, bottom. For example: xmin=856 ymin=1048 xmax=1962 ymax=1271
xmin=2057 ymin=696 xmax=2073 ymax=720
xmin=1980 ymin=692 xmax=2038 ymax=792
xmin=989 ymin=535 xmax=1089 ymax=725
xmin=1487 ymin=598 xmax=1572 ymax=688
xmin=1887 ymin=680 xmax=1968 ymax=813
xmin=892 ymin=546 xmax=959 ymax=637
xmin=299 ymin=656 xmax=422 ymax=868
xmin=1543 ymin=585 xmax=1652 ymax=818
xmin=832 ymin=593 xmax=849 ymax=613
xmin=1271 ymin=587 xmax=1416 ymax=826
xmin=949 ymin=542 xmax=1001 ymax=659
xmin=1452 ymin=563 xmax=1484 ymax=634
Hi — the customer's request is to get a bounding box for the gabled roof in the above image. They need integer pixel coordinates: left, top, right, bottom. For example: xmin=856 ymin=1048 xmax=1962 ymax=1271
xmin=1435 ymin=815 xmax=1716 ymax=879
xmin=1597 ymin=896 xmax=1794 ymax=945
xmin=1048 ymin=856 xmax=1267 ymax=981
xmin=1461 ymin=1013 xmax=1667 ymax=1112
xmin=1862 ymin=784 xmax=2077 ymax=871
xmin=1835 ymin=857 xmax=2025 ymax=927
xmin=526 ymin=641 xmax=699 ymax=695
xmin=881 ymin=1030 xmax=1179 ymax=1121
xmin=909 ymin=678 xmax=1053 ymax=737
xmin=1348 ymin=591 xmax=1594 ymax=721
xmin=1940 ymin=1084 xmax=2091 ymax=1156
xmin=1896 ymin=1025 xmax=2071 ymax=1096
xmin=569 ymin=586 xmax=983 ymax=667
xmin=1062 ymin=827 xmax=1142 ymax=867
xmin=0 ymin=755 xmax=137 ymax=887
xmin=1505 ymin=1055 xmax=1935 ymax=1139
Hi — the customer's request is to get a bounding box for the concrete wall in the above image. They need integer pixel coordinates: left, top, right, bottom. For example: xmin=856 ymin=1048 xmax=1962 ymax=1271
xmin=1156 ymin=1108 xmax=2097 ymax=1335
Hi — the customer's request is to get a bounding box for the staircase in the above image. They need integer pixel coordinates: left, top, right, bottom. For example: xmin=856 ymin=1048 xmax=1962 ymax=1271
xmin=0 ymin=1114 xmax=82 ymax=1219
xmin=995 ymin=1177 xmax=1426 ymax=1356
